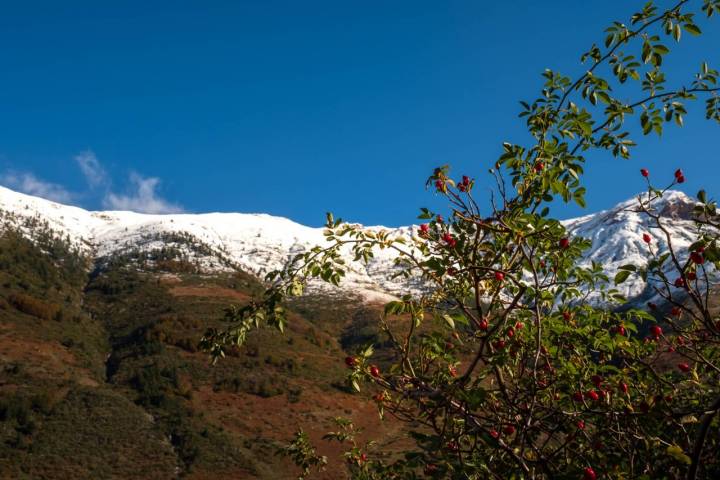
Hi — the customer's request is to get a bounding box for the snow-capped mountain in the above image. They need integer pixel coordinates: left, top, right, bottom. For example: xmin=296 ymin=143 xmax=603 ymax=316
xmin=0 ymin=185 xmax=705 ymax=303
xmin=565 ymin=190 xmax=700 ymax=303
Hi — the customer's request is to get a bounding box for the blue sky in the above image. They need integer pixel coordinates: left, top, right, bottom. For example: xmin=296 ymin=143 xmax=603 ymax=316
xmin=1 ymin=1 xmax=718 ymax=226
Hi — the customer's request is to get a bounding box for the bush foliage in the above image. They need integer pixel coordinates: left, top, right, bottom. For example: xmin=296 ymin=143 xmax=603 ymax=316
xmin=203 ymin=2 xmax=720 ymax=478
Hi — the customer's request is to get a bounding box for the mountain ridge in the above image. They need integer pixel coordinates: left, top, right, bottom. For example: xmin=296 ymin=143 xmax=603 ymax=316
xmin=0 ymin=184 xmax=703 ymax=303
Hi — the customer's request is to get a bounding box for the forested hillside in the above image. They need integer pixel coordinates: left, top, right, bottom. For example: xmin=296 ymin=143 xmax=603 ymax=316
xmin=0 ymin=228 xmax=409 ymax=479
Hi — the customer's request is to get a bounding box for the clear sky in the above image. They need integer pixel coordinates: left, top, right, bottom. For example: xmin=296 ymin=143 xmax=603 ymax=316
xmin=1 ymin=1 xmax=718 ymax=226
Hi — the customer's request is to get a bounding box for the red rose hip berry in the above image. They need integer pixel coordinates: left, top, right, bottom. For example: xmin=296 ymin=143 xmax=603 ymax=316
xmin=584 ymin=467 xmax=597 ymax=480
xmin=650 ymin=325 xmax=662 ymax=339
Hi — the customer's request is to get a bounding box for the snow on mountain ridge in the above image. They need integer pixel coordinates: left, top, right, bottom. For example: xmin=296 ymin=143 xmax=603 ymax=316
xmin=0 ymin=184 xmax=705 ymax=303
xmin=562 ymin=190 xmax=700 ymax=302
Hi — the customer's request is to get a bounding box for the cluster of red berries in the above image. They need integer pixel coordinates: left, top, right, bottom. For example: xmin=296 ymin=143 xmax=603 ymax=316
xmin=674 ymin=168 xmax=685 ymax=184
xmin=442 ymin=232 xmax=457 ymax=248
xmin=458 ymin=175 xmax=471 ymax=192
xmin=690 ymin=246 xmax=705 ymax=265
xmin=492 ymin=339 xmax=506 ymax=350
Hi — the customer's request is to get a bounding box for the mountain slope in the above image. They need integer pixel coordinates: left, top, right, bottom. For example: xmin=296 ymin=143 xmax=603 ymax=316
xmin=0 ymin=185 xmax=704 ymax=303
xmin=0 ymin=185 xmax=711 ymax=479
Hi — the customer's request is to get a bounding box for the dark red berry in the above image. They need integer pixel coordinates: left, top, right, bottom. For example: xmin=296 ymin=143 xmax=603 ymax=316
xmin=559 ymin=237 xmax=570 ymax=249
xmin=584 ymin=467 xmax=597 ymax=480
xmin=650 ymin=325 xmax=662 ymax=339
xmin=643 ymin=233 xmax=652 ymax=243
xmin=678 ymin=363 xmax=690 ymax=372
xmin=640 ymin=168 xmax=649 ymax=177
xmin=690 ymin=251 xmax=704 ymax=264
xmin=369 ymin=365 xmax=381 ymax=377
xmin=494 ymin=271 xmax=505 ymax=281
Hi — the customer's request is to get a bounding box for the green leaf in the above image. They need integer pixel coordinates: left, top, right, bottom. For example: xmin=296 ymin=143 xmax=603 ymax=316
xmin=615 ymin=270 xmax=632 ymax=285
xmin=683 ymin=23 xmax=702 ymax=36
xmin=666 ymin=445 xmax=692 ymax=465
xmin=442 ymin=314 xmax=455 ymax=330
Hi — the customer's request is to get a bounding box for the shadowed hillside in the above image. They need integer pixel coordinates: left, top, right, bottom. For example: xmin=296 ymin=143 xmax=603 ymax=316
xmin=0 ymin=227 xmax=418 ymax=479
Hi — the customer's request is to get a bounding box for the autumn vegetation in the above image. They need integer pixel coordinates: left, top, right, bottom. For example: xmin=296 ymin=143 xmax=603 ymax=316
xmin=202 ymin=1 xmax=720 ymax=478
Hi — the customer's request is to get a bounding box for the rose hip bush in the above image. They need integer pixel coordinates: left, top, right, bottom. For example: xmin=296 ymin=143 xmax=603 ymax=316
xmin=201 ymin=1 xmax=720 ymax=478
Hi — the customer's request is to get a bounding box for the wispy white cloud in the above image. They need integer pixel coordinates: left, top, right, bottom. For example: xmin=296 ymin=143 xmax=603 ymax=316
xmin=103 ymin=172 xmax=184 ymax=214
xmin=1 ymin=152 xmax=183 ymax=214
xmin=0 ymin=171 xmax=75 ymax=204
xmin=74 ymin=150 xmax=107 ymax=188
